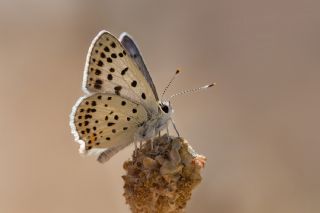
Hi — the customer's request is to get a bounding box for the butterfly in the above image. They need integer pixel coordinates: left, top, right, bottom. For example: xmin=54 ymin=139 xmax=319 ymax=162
xmin=70 ymin=30 xmax=214 ymax=163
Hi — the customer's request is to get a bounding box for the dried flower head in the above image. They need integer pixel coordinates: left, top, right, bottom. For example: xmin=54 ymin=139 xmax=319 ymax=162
xmin=123 ymin=135 xmax=206 ymax=213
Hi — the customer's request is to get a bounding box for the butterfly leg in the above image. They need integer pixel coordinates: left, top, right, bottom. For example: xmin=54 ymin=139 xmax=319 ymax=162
xmin=134 ymin=141 xmax=138 ymax=150
xmin=134 ymin=141 xmax=138 ymax=157
xmin=170 ymin=118 xmax=180 ymax=137
xmin=150 ymin=139 xmax=154 ymax=150
xmin=166 ymin=125 xmax=170 ymax=140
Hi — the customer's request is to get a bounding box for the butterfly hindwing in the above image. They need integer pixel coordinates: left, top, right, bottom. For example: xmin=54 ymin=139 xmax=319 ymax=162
xmin=70 ymin=93 xmax=148 ymax=155
xmin=83 ymin=31 xmax=158 ymax=114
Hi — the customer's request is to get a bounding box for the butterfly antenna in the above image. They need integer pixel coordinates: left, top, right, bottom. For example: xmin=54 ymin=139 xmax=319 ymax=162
xmin=161 ymin=69 xmax=181 ymax=100
xmin=168 ymin=83 xmax=216 ymax=101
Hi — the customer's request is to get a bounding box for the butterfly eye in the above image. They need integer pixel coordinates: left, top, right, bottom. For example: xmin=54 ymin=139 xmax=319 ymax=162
xmin=161 ymin=105 xmax=169 ymax=113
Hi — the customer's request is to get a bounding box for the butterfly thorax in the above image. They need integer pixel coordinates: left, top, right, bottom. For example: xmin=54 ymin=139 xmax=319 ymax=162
xmin=135 ymin=101 xmax=173 ymax=141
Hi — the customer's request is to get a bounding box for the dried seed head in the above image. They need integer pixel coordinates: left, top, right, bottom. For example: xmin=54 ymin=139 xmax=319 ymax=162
xmin=122 ymin=135 xmax=206 ymax=213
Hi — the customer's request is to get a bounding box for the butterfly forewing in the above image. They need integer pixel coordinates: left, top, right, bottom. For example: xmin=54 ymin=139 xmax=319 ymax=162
xmin=119 ymin=33 xmax=159 ymax=101
xmin=83 ymin=31 xmax=158 ymax=114
xmin=70 ymin=93 xmax=148 ymax=154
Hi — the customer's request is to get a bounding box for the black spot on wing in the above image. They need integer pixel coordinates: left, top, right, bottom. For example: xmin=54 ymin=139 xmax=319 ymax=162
xmin=97 ymin=60 xmax=103 ymax=67
xmin=94 ymin=84 xmax=101 ymax=89
xmin=107 ymin=74 xmax=113 ymax=81
xmin=104 ymin=46 xmax=110 ymax=52
xmin=131 ymin=80 xmax=137 ymax=87
xmin=121 ymin=67 xmax=128 ymax=75
xmin=108 ymin=122 xmax=115 ymax=126
xmin=114 ymin=86 xmax=122 ymax=95
xmin=95 ymin=69 xmax=101 ymax=75
xmin=141 ymin=93 xmax=146 ymax=100
xmin=94 ymin=79 xmax=103 ymax=89
xmin=85 ymin=114 xmax=92 ymax=119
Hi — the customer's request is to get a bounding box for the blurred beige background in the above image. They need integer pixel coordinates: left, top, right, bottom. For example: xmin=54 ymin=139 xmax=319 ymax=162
xmin=0 ymin=0 xmax=319 ymax=212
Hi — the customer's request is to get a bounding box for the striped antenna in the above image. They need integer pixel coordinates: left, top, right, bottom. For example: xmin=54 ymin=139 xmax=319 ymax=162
xmin=168 ymin=83 xmax=215 ymax=101
xmin=161 ymin=69 xmax=181 ymax=100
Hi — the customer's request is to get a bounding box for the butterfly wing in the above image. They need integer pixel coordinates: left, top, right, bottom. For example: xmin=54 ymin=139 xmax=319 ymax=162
xmin=83 ymin=30 xmax=158 ymax=114
xmin=119 ymin=32 xmax=159 ymax=101
xmin=70 ymin=93 xmax=148 ymax=157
